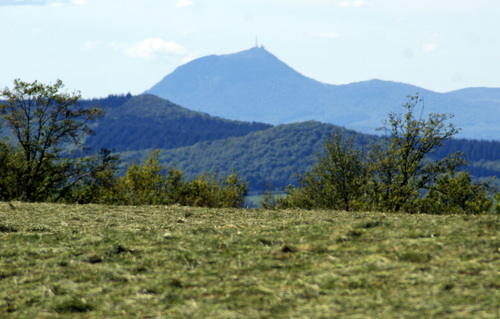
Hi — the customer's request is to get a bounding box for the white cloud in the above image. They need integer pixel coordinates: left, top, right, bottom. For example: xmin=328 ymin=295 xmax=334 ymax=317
xmin=175 ymin=0 xmax=195 ymax=8
xmin=422 ymin=33 xmax=440 ymax=52
xmin=338 ymin=0 xmax=364 ymax=8
xmin=422 ymin=43 xmax=438 ymax=52
xmin=116 ymin=38 xmax=188 ymax=60
xmin=309 ymin=31 xmax=340 ymax=39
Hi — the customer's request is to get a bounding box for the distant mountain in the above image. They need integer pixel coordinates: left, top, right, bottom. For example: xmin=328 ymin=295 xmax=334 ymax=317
xmin=84 ymin=94 xmax=271 ymax=152
xmin=446 ymin=87 xmax=500 ymax=102
xmin=147 ymin=46 xmax=322 ymax=124
xmin=146 ymin=46 xmax=500 ymax=140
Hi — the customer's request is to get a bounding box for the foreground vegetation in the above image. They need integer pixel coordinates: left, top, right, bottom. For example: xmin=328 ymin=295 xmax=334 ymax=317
xmin=0 ymin=80 xmax=248 ymax=207
xmin=277 ymin=95 xmax=497 ymax=214
xmin=1 ymin=202 xmax=498 ymax=318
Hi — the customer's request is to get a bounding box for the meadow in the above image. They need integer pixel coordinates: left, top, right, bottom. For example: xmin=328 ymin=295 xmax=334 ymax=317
xmin=0 ymin=202 xmax=498 ymax=318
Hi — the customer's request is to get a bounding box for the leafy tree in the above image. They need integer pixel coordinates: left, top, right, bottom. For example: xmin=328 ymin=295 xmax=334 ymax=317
xmin=494 ymin=192 xmax=500 ymax=214
xmin=419 ymin=171 xmax=493 ymax=214
xmin=111 ymin=150 xmax=249 ymax=208
xmin=179 ymin=171 xmax=248 ymax=208
xmin=367 ymin=95 xmax=466 ymax=212
xmin=70 ymin=148 xmax=121 ymax=204
xmin=297 ymin=134 xmax=366 ymax=211
xmin=115 ymin=150 xmax=165 ymax=205
xmin=0 ymin=140 xmax=17 ymax=200
xmin=281 ymin=95 xmax=492 ymax=214
xmin=163 ymin=167 xmax=187 ymax=205
xmin=0 ymin=79 xmax=105 ymax=201
xmin=212 ymin=170 xmax=249 ymax=208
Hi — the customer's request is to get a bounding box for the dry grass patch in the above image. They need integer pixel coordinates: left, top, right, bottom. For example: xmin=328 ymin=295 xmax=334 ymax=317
xmin=0 ymin=202 xmax=498 ymax=318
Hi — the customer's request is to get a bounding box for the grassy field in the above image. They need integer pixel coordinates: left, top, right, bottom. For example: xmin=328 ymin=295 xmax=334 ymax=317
xmin=0 ymin=202 xmax=498 ymax=318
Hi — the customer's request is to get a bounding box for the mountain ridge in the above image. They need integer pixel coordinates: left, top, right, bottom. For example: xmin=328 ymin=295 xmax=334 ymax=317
xmin=146 ymin=46 xmax=323 ymax=123
xmin=145 ymin=47 xmax=500 ymax=140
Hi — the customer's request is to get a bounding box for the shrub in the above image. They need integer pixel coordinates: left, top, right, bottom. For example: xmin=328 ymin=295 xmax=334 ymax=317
xmin=494 ymin=192 xmax=500 ymax=214
xmin=114 ymin=150 xmax=165 ymax=205
xmin=280 ymin=95 xmax=494 ymax=214
xmin=418 ymin=172 xmax=493 ymax=214
xmin=180 ymin=171 xmax=248 ymax=208
xmin=103 ymin=150 xmax=248 ymax=208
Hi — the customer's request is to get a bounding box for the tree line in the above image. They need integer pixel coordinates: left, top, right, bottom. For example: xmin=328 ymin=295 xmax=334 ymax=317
xmin=131 ymin=120 xmax=500 ymax=193
xmin=0 ymin=80 xmax=498 ymax=213
xmin=0 ymin=80 xmax=247 ymax=207
xmin=149 ymin=121 xmax=379 ymax=191
xmin=60 ymin=89 xmax=500 ymax=190
xmin=264 ymin=95 xmax=499 ymax=214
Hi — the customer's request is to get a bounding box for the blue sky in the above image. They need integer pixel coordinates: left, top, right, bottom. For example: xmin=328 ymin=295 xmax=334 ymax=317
xmin=1 ymin=0 xmax=499 ymax=98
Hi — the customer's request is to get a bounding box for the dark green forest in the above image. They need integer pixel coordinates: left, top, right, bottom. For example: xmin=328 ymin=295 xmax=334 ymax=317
xmin=3 ymin=92 xmax=500 ymax=193
xmin=112 ymin=121 xmax=500 ymax=192
xmin=1 ymin=83 xmax=499 ymax=211
xmin=117 ymin=122 xmax=376 ymax=191
xmin=77 ymin=94 xmax=500 ymax=192
xmin=84 ymin=94 xmax=272 ymax=151
xmin=0 ymin=83 xmax=249 ymax=207
xmin=436 ymin=139 xmax=500 ymax=178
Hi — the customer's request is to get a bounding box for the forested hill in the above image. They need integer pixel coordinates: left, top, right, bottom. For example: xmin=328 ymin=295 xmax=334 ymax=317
xmin=78 ymin=94 xmax=499 ymax=192
xmin=116 ymin=120 xmax=500 ymax=192
xmin=5 ymin=93 xmax=499 ymax=191
xmin=436 ymin=139 xmax=500 ymax=178
xmin=83 ymin=94 xmax=272 ymax=152
xmin=118 ymin=121 xmax=378 ymax=191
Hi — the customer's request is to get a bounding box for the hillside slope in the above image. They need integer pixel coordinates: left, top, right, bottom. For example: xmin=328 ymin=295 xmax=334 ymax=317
xmin=116 ymin=119 xmax=500 ymax=192
xmin=118 ymin=121 xmax=378 ymax=190
xmin=79 ymin=95 xmax=499 ymax=192
xmin=85 ymin=94 xmax=271 ymax=151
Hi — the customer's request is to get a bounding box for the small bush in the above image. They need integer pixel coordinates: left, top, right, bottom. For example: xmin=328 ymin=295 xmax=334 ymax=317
xmin=418 ymin=172 xmax=493 ymax=214
xmin=83 ymin=150 xmax=249 ymax=208
xmin=179 ymin=171 xmax=248 ymax=208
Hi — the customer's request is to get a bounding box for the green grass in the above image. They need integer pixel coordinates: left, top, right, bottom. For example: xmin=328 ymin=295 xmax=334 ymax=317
xmin=0 ymin=202 xmax=498 ymax=318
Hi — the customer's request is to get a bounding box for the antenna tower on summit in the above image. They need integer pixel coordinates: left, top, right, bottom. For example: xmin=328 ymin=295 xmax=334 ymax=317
xmin=255 ymin=36 xmax=263 ymax=49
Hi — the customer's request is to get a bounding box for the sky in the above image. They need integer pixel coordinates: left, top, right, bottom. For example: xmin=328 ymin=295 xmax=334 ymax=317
xmin=1 ymin=0 xmax=500 ymax=98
